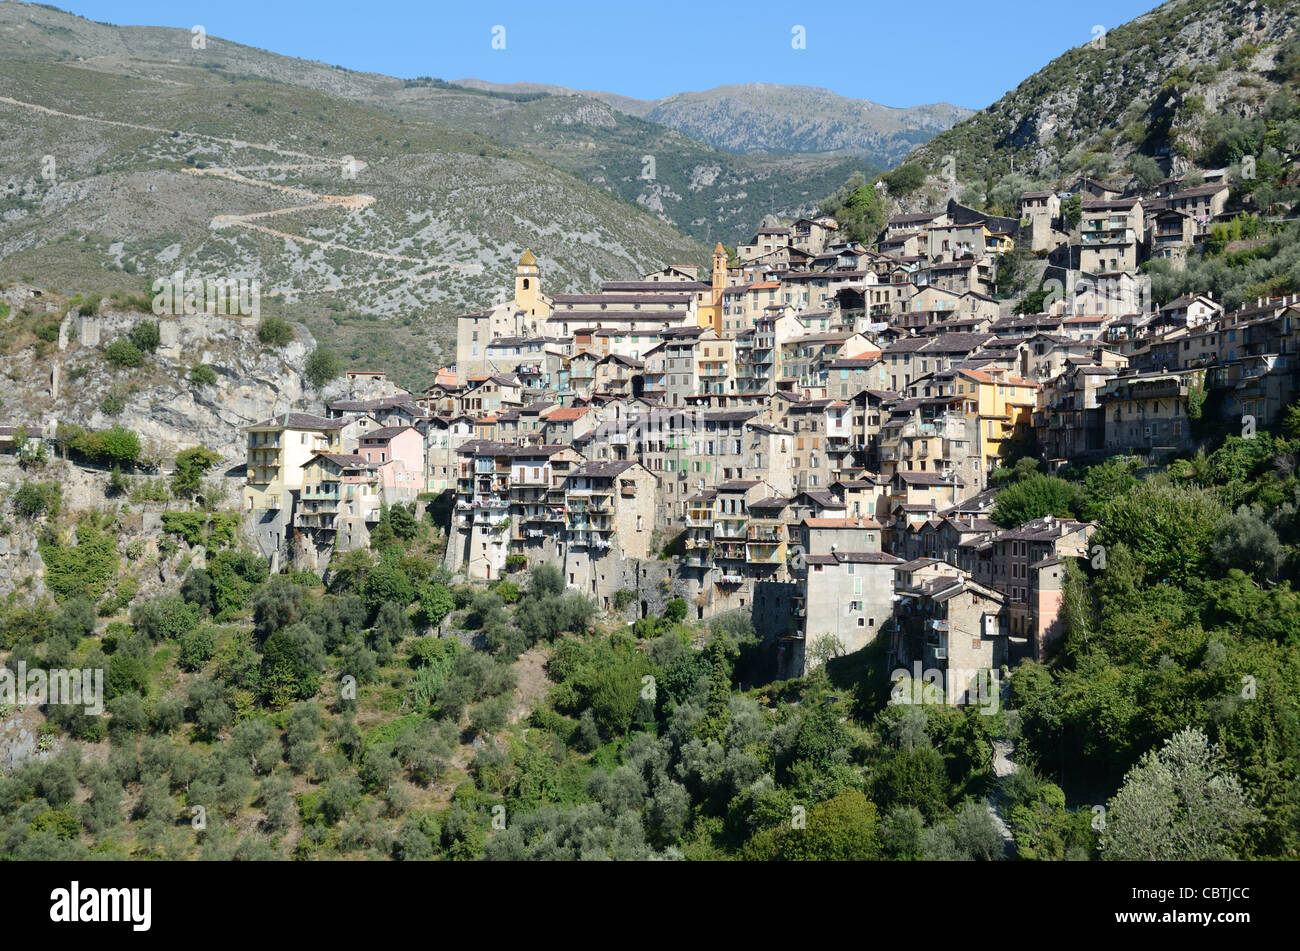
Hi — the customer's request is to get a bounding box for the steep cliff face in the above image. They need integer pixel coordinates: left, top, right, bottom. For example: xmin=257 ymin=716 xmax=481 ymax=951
xmin=0 ymin=288 xmax=327 ymax=466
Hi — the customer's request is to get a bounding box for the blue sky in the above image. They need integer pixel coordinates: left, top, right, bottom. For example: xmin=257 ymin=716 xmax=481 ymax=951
xmin=42 ymin=0 xmax=1165 ymax=109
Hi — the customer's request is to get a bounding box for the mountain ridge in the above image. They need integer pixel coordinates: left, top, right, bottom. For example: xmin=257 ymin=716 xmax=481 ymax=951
xmin=451 ymin=78 xmax=973 ymax=162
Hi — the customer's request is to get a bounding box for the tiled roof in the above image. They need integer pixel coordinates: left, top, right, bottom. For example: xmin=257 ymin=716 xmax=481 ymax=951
xmin=247 ymin=412 xmax=347 ymax=431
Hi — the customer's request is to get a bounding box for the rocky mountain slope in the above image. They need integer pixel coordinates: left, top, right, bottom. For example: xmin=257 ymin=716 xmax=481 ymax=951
xmin=0 ymin=283 xmax=327 ymax=465
xmin=0 ymin=2 xmax=893 ymax=289
xmin=903 ymin=0 xmax=1299 ymax=189
xmin=0 ymin=3 xmax=712 ymax=388
xmin=453 ymin=79 xmax=972 ymax=164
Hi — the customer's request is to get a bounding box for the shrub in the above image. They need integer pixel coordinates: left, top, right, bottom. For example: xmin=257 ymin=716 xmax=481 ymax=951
xmin=305 ymin=348 xmax=342 ymax=387
xmin=990 ymin=474 xmax=1081 ymax=527
xmin=493 ymin=580 xmax=521 ymax=604
xmin=35 ymin=321 xmax=60 ymax=342
xmin=59 ymin=423 xmax=141 ymax=467
xmin=131 ymin=595 xmax=203 ymax=643
xmin=39 ymin=522 xmax=120 ymax=602
xmin=179 ymin=626 xmax=217 ymax=671
xmin=883 ymin=163 xmax=926 ymax=195
xmin=258 ymin=317 xmax=294 ymax=347
xmin=662 ymin=598 xmax=688 ymax=623
xmin=128 ymin=321 xmax=160 ymax=353
xmin=104 ymin=339 xmax=143 ymax=368
xmin=170 ymin=446 xmax=221 ymax=500
xmin=418 ymin=583 xmax=454 ymax=627
xmin=189 ymin=364 xmax=218 ymax=386
xmin=99 ymin=425 xmax=142 ymax=467
xmin=13 ymin=481 xmax=61 ymax=519
xmin=107 ymin=466 xmax=128 ymax=497
xmin=100 ymin=393 xmax=125 ymax=416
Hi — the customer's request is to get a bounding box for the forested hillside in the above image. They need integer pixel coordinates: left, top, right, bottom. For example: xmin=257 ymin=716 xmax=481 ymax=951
xmin=3 ymin=405 xmax=1298 ymax=860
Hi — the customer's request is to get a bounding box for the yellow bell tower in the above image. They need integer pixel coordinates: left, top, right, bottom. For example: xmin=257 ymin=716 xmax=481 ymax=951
xmin=515 ymin=249 xmax=541 ymax=317
xmin=699 ymin=242 xmax=727 ymax=335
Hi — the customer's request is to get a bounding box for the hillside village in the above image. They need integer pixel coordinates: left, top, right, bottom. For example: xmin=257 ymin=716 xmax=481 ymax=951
xmin=134 ymin=158 xmax=1293 ymax=700
xmin=3 ymin=0 xmax=1300 ymax=869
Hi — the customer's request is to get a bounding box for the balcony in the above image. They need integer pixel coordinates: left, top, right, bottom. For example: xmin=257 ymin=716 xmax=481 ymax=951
xmin=526 ymin=508 xmax=566 ymax=522
xmin=301 ymin=486 xmax=342 ymax=501
xmin=746 ymin=525 xmax=783 ymax=542
xmin=686 ymin=516 xmax=714 ymax=528
xmin=718 ymin=573 xmax=744 ymax=585
xmin=713 ymin=542 xmax=747 ymax=561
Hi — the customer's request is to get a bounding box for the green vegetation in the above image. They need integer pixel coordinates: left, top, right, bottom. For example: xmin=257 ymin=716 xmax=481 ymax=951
xmin=160 ymin=511 xmax=240 ymax=551
xmin=816 ymin=171 xmax=888 ymax=245
xmin=56 ymin=423 xmax=142 ymax=468
xmin=188 ymin=364 xmax=218 ymax=386
xmin=103 ymin=338 xmax=143 ymax=368
xmin=170 ymin=446 xmax=222 ymax=501
xmin=5 ymin=400 xmax=1300 ymax=860
xmin=12 ymin=480 xmax=62 ymax=519
xmin=38 ymin=518 xmax=120 ymax=603
xmin=305 ymin=348 xmax=342 ymax=388
xmin=881 ymin=163 xmax=926 ymax=196
xmin=1062 ymin=194 xmax=1082 ymax=229
xmin=128 ymin=321 xmax=160 ymax=353
xmin=257 ymin=317 xmax=295 ymax=347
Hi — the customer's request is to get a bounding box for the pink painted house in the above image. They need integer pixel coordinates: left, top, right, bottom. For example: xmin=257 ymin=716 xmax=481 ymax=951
xmin=359 ymin=425 xmax=426 ymax=503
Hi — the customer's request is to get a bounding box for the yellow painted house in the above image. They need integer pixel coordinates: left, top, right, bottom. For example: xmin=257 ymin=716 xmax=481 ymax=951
xmin=242 ymin=412 xmax=347 ymax=512
xmin=954 ymin=367 xmax=1039 ymax=474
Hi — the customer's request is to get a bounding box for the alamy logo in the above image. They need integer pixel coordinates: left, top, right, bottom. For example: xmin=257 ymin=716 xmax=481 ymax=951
xmin=49 ymin=882 xmax=151 ymax=932
xmin=0 ymin=662 xmax=103 ymax=715
xmin=152 ymin=269 xmax=261 ymax=319
xmin=889 ymin=661 xmax=1000 ymax=714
